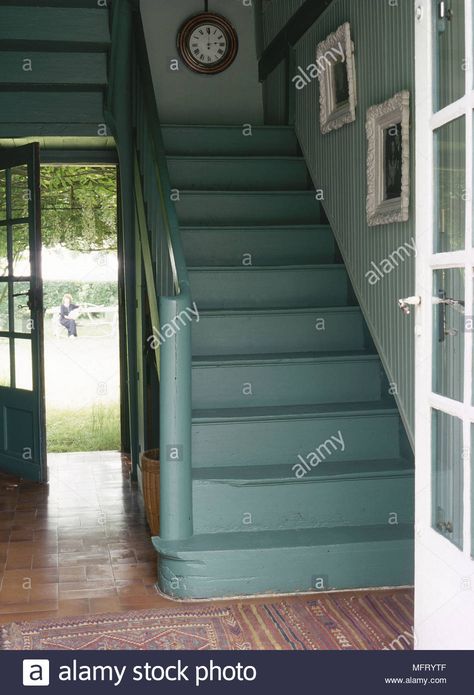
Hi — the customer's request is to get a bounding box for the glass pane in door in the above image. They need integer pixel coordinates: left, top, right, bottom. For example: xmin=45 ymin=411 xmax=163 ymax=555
xmin=0 ymin=171 xmax=6 ymax=220
xmin=0 ymin=282 xmax=8 ymax=333
xmin=434 ymin=116 xmax=466 ymax=252
xmin=432 ymin=409 xmax=463 ymax=549
xmin=10 ymin=165 xmax=29 ymax=219
xmin=12 ymin=224 xmax=30 ymax=277
xmin=433 ymin=268 xmax=465 ymax=400
xmin=0 ymin=337 xmax=10 ymax=387
xmin=471 ymin=425 xmax=474 ymax=558
xmin=14 ymin=338 xmax=33 ymax=391
xmin=0 ymin=225 xmax=7 ymax=277
xmin=434 ymin=0 xmax=466 ymax=111
xmin=13 ymin=281 xmax=32 ymax=334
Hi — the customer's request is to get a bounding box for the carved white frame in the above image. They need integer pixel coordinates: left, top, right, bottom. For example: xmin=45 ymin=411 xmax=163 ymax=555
xmin=317 ymin=22 xmax=357 ymax=134
xmin=366 ymin=90 xmax=410 ymax=227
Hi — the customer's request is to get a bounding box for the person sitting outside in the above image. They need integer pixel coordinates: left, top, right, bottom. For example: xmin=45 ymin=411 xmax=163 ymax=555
xmin=59 ymin=293 xmax=80 ymax=338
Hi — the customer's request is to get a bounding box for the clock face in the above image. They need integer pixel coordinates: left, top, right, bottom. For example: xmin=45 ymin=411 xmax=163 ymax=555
xmin=189 ymin=23 xmax=228 ymax=66
xmin=178 ymin=13 xmax=238 ymax=74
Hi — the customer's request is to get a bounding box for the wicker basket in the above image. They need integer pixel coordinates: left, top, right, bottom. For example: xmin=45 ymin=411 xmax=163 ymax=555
xmin=141 ymin=449 xmax=160 ymax=535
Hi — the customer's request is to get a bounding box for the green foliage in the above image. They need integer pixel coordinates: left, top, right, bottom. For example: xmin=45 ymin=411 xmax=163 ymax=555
xmin=47 ymin=403 xmax=121 ymax=453
xmin=43 ymin=281 xmax=118 ymax=310
xmin=0 ymin=166 xmax=117 ymax=264
xmin=41 ymin=166 xmax=117 ymax=251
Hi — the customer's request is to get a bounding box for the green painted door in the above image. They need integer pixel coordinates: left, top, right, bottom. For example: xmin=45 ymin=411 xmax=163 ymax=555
xmin=0 ymin=143 xmax=46 ymax=482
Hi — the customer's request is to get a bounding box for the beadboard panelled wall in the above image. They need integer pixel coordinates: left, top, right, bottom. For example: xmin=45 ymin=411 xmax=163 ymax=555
xmin=263 ymin=0 xmax=416 ymax=444
xmin=261 ymin=0 xmax=306 ymax=47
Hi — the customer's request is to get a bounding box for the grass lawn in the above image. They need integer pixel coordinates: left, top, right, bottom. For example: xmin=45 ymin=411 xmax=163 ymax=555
xmin=47 ymin=402 xmax=121 ymax=453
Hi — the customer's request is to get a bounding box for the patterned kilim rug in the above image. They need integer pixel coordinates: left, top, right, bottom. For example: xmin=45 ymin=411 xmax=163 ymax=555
xmin=1 ymin=590 xmax=414 ymax=651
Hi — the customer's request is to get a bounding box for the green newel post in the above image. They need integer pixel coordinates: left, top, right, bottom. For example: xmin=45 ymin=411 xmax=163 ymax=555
xmin=159 ymin=291 xmax=193 ymax=541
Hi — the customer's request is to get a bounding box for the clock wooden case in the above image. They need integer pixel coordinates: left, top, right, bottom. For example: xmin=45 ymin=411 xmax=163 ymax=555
xmin=177 ymin=12 xmax=238 ymax=75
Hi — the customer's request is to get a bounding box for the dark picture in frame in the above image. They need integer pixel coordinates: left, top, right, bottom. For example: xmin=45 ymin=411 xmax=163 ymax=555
xmin=366 ymin=91 xmax=410 ymax=226
xmin=384 ymin=123 xmax=403 ymax=201
xmin=317 ymin=22 xmax=357 ymax=133
xmin=333 ymin=59 xmax=350 ymax=107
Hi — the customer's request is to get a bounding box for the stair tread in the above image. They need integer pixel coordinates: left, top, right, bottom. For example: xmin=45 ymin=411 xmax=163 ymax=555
xmin=192 ymin=399 xmax=398 ymax=422
xmin=199 ymin=305 xmax=360 ymax=317
xmin=193 ymin=350 xmax=378 ymax=366
xmin=162 ymin=124 xmax=296 ymax=131
xmin=189 ymin=264 xmax=343 ymax=272
xmin=181 ymin=223 xmax=331 ymax=231
xmin=155 ymin=523 xmax=413 ymax=553
xmin=167 ymin=155 xmax=306 ymax=162
xmin=179 ymin=190 xmax=317 ymax=195
xmin=194 ymin=458 xmax=414 ymax=483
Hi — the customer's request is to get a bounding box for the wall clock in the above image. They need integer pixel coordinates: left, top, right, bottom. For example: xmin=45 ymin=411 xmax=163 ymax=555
xmin=177 ymin=13 xmax=238 ymax=75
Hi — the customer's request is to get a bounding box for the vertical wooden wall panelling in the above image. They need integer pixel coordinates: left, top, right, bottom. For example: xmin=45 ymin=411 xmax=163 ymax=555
xmin=263 ymin=0 xmax=416 ymax=444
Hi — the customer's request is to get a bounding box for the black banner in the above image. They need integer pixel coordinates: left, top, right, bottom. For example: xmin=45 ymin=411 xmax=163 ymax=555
xmin=2 ymin=649 xmax=469 ymax=694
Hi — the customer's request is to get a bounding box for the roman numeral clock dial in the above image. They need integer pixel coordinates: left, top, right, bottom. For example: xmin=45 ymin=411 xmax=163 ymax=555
xmin=178 ymin=13 xmax=238 ymax=75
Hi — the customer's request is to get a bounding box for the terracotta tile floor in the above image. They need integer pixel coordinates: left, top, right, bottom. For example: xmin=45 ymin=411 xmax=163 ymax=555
xmin=0 ymin=451 xmax=179 ymax=624
xmin=0 ymin=451 xmax=410 ymax=630
xmin=0 ymin=451 xmax=289 ymax=626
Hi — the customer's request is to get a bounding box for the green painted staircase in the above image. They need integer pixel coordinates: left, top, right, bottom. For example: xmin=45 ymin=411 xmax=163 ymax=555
xmin=154 ymin=125 xmax=414 ymax=599
xmin=0 ymin=0 xmax=110 ymax=138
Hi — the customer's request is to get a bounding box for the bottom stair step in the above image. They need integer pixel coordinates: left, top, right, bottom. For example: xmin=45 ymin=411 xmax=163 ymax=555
xmin=192 ymin=459 xmax=414 ymax=534
xmin=153 ymin=524 xmax=414 ymax=599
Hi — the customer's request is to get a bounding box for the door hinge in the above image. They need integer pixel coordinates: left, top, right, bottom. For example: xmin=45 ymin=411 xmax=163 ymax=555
xmin=434 ymin=291 xmax=464 ymax=342
xmin=437 ymin=520 xmax=453 ymax=533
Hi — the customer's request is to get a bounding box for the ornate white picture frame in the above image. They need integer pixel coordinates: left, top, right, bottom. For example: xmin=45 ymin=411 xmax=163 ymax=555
xmin=366 ymin=91 xmax=410 ymax=227
xmin=317 ymin=22 xmax=357 ymax=134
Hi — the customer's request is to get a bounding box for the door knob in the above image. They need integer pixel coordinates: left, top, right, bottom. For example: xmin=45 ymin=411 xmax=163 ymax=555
xmin=12 ymin=289 xmax=38 ymax=312
xmin=398 ymin=296 xmax=421 ymax=315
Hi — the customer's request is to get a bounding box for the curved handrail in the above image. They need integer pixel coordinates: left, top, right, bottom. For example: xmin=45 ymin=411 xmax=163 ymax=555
xmin=107 ymin=0 xmax=190 ymax=301
xmin=133 ymin=12 xmax=190 ymax=301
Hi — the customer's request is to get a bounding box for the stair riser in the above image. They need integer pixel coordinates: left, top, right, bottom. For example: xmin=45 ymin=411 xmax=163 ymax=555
xmin=3 ymin=1 xmax=101 ymax=6
xmin=189 ymin=267 xmax=349 ymax=310
xmin=157 ymin=539 xmax=414 ymax=599
xmin=167 ymin=157 xmax=309 ymax=190
xmin=192 ymin=358 xmax=382 ymax=409
xmin=182 ymin=226 xmax=337 ymax=267
xmin=0 ymin=7 xmax=110 ymax=45
xmin=162 ymin=126 xmax=300 ymax=156
xmin=192 ymin=413 xmax=402 ymax=467
xmin=175 ymin=193 xmax=324 ymax=226
xmin=0 ymin=91 xmax=104 ymax=124
xmin=193 ymin=474 xmax=414 ymax=534
xmin=192 ymin=310 xmax=367 ymax=356
xmin=0 ymin=52 xmax=107 ymax=85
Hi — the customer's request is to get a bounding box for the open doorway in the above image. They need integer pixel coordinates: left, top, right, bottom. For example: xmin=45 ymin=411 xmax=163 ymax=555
xmin=38 ymin=164 xmax=121 ymax=454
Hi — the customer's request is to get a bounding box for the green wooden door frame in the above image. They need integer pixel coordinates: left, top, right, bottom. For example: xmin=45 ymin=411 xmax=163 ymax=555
xmin=1 ymin=145 xmax=136 ymax=475
xmin=0 ymin=143 xmax=47 ymax=482
xmin=38 ymin=150 xmax=132 ymax=464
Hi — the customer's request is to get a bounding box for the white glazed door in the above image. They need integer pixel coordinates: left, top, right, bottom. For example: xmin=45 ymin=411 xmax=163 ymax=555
xmin=415 ymin=0 xmax=474 ymax=648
